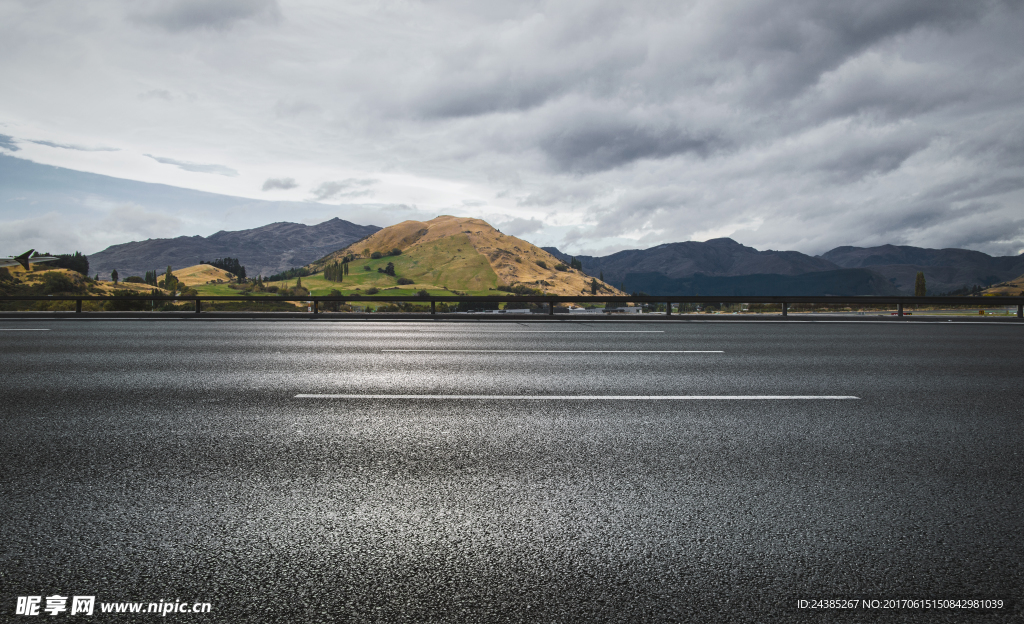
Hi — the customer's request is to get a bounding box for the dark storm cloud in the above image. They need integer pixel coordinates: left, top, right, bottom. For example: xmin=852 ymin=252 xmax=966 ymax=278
xmin=921 ymin=176 xmax=1024 ymax=205
xmin=145 ymin=154 xmax=239 ymax=177
xmin=704 ymin=0 xmax=997 ymax=105
xmin=4 ymin=0 xmax=1024 ymax=257
xmin=0 ymin=134 xmax=20 ymax=151
xmin=538 ymin=118 xmax=717 ymax=174
xmin=131 ymin=0 xmax=281 ymax=32
xmin=262 ymin=177 xmax=298 ymax=191
xmin=310 ymin=179 xmax=378 ymax=201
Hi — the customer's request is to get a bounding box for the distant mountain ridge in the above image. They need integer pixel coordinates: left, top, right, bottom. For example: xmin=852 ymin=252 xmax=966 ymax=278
xmin=86 ymin=214 xmax=1023 ymax=296
xmin=545 ymin=238 xmax=839 ymax=283
xmin=90 ymin=218 xmax=380 ymax=278
xmin=620 ymin=269 xmax=901 ymax=297
xmin=818 ymin=244 xmax=1024 ymax=294
xmin=543 ymin=238 xmax=894 ymax=295
xmin=545 ymin=238 xmax=1022 ymax=296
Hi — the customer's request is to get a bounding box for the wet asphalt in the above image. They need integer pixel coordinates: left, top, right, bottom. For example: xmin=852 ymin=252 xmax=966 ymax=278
xmin=1 ymin=319 xmax=1022 ymax=623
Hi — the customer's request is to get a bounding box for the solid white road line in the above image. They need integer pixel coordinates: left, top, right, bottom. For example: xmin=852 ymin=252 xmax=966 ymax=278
xmin=0 ymin=328 xmax=51 ymax=331
xmin=381 ymin=349 xmax=723 ymax=353
xmin=295 ymin=394 xmax=859 ymax=400
xmin=415 ymin=330 xmax=666 ymax=333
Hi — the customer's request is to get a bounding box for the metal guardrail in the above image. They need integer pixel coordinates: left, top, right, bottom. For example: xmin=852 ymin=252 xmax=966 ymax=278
xmin=2 ymin=294 xmax=1023 ymax=317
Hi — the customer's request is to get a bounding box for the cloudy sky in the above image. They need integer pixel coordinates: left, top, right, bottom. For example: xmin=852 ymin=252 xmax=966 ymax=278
xmin=2 ymin=0 xmax=1023 ymax=257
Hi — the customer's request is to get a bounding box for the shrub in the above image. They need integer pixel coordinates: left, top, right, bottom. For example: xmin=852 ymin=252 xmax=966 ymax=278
xmin=500 ymin=283 xmax=543 ymax=296
xmin=554 ymin=263 xmax=568 ymax=271
xmin=389 ymin=248 xmax=402 ymax=256
xmin=416 ymin=289 xmax=429 ymax=297
xmin=457 ymin=301 xmax=499 ymax=312
xmin=42 ymin=272 xmax=84 ymax=294
xmin=370 ymin=251 xmax=383 ymax=259
xmin=397 ymin=277 xmax=414 ymax=285
xmin=366 ymin=287 xmax=379 ymax=295
xmin=535 ymin=260 xmax=547 ymax=269
xmin=124 ymin=276 xmax=145 ymax=283
xmin=104 ymin=289 xmax=152 ymax=311
xmin=266 ymin=285 xmax=279 ymax=293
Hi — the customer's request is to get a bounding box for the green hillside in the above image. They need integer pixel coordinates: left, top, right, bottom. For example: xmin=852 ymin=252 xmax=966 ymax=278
xmin=194 ymin=235 xmax=502 ymax=297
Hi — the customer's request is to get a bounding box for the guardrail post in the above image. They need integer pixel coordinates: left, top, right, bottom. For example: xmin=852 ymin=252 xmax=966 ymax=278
xmin=431 ymin=300 xmax=436 ymax=315
xmin=1018 ymin=304 xmax=1023 ymax=318
xmin=898 ymin=303 xmax=904 ymax=317
xmin=195 ymin=298 xmax=201 ymax=314
xmin=782 ymin=302 xmax=788 ymax=317
xmin=666 ymin=302 xmax=672 ymax=316
xmin=75 ymin=299 xmax=82 ymax=314
xmin=549 ymin=301 xmax=554 ymax=316
xmin=313 ymin=300 xmax=319 ymax=315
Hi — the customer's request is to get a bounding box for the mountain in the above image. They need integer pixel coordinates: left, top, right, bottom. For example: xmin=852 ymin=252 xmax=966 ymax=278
xmin=981 ymin=272 xmax=1024 ymax=296
xmin=819 ymin=244 xmax=1024 ymax=294
xmin=545 ymin=238 xmax=840 ymax=284
xmin=89 ymin=218 xmax=380 ymax=279
xmin=620 ymin=269 xmax=901 ymax=296
xmin=542 ymin=238 xmax=900 ymax=295
xmin=314 ymin=215 xmax=623 ymax=297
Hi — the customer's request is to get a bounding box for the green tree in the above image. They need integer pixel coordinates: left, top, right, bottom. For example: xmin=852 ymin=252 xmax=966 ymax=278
xmin=160 ymin=266 xmax=179 ymax=292
xmin=111 ymin=269 xmax=119 ymax=284
xmin=590 ymin=278 xmax=599 ymax=295
xmin=325 ymin=262 xmax=344 ymax=283
xmin=296 ymin=276 xmax=302 ymax=289
xmin=384 ymin=262 xmax=396 ymax=276
xmin=914 ymin=272 xmax=927 ymax=296
xmin=51 ymin=251 xmax=89 ymax=275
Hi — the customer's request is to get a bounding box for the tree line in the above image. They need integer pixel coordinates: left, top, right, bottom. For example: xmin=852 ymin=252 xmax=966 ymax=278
xmin=200 ymin=257 xmax=246 ymax=280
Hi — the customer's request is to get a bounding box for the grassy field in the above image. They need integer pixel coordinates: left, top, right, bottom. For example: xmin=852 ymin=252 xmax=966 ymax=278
xmin=264 ymin=236 xmax=502 ymax=297
xmin=191 ymin=282 xmax=276 ymax=297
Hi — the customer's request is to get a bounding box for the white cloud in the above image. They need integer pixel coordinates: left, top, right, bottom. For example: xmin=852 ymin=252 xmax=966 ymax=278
xmin=262 ymin=177 xmax=298 ymax=191
xmin=144 ymin=154 xmax=239 ymax=177
xmin=99 ymin=203 xmax=184 ymax=240
xmin=310 ymin=179 xmax=378 ymax=201
xmin=0 ymin=0 xmax=1023 ymax=257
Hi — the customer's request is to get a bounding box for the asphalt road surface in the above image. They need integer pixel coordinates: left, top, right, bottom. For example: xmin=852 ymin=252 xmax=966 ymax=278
xmin=1 ymin=319 xmax=1022 ymax=623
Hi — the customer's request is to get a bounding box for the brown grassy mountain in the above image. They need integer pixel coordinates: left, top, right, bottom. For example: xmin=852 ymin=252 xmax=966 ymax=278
xmin=981 ymin=273 xmax=1024 ymax=296
xmin=314 ymin=215 xmax=623 ymax=297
